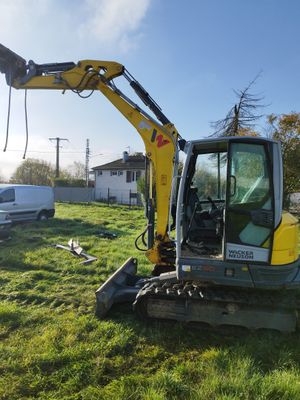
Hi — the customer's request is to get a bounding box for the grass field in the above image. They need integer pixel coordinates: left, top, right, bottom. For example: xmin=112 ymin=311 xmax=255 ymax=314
xmin=0 ymin=202 xmax=300 ymax=400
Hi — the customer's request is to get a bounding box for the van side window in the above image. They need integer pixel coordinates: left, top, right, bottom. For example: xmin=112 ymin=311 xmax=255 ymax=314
xmin=0 ymin=189 xmax=15 ymax=203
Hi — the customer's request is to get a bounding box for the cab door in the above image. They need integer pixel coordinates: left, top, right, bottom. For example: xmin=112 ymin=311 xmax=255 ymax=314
xmin=225 ymin=141 xmax=274 ymax=263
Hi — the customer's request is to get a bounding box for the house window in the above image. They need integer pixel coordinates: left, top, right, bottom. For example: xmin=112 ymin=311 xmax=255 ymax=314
xmin=126 ymin=171 xmax=132 ymax=183
xmin=97 ymin=170 xmax=103 ymax=176
xmin=110 ymin=171 xmax=118 ymax=176
xmin=118 ymin=171 xmax=123 ymax=176
xmin=126 ymin=171 xmax=141 ymax=182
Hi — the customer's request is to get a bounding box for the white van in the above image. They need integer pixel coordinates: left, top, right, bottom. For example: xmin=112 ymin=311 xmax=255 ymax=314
xmin=0 ymin=185 xmax=55 ymax=222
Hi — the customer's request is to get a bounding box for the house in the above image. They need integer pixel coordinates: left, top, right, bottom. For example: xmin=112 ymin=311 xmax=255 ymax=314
xmin=290 ymin=193 xmax=300 ymax=204
xmin=92 ymin=151 xmax=145 ymax=204
xmin=290 ymin=192 xmax=300 ymax=214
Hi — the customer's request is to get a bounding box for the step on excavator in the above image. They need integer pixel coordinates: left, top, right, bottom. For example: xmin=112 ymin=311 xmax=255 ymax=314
xmin=0 ymin=44 xmax=299 ymax=332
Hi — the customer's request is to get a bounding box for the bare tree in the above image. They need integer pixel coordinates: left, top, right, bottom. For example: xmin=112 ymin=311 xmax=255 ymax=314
xmin=10 ymin=158 xmax=55 ymax=186
xmin=66 ymin=161 xmax=86 ymax=179
xmin=211 ymin=74 xmax=265 ymax=137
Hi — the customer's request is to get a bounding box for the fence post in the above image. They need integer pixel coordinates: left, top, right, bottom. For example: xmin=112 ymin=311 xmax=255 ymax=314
xmin=107 ymin=188 xmax=110 ymax=206
xmin=129 ymin=189 xmax=131 ymax=208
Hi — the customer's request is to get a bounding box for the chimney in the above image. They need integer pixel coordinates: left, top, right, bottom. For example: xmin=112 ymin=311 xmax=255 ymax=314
xmin=122 ymin=151 xmax=129 ymax=163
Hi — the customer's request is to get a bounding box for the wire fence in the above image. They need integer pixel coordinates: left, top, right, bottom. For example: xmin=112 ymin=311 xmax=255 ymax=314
xmin=54 ymin=187 xmax=95 ymax=202
xmin=95 ymin=188 xmax=143 ymax=206
xmin=54 ymin=187 xmax=143 ymax=206
xmin=54 ymin=186 xmax=143 ymax=206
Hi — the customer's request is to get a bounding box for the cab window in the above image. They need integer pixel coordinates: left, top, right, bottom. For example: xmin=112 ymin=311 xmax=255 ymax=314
xmin=229 ymin=143 xmax=271 ymax=208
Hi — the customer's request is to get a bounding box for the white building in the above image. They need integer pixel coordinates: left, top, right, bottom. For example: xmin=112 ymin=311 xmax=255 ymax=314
xmin=92 ymin=152 xmax=145 ymax=204
xmin=290 ymin=193 xmax=300 ymax=204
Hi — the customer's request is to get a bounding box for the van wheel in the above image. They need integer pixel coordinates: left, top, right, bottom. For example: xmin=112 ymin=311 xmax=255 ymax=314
xmin=38 ymin=211 xmax=48 ymax=221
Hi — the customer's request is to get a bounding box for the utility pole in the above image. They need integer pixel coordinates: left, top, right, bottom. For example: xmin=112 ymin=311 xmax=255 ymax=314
xmin=85 ymin=138 xmax=90 ymax=186
xmin=49 ymin=137 xmax=69 ymax=178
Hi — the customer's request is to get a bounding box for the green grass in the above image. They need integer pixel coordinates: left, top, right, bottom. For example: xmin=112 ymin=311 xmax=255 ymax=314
xmin=0 ymin=202 xmax=300 ymax=400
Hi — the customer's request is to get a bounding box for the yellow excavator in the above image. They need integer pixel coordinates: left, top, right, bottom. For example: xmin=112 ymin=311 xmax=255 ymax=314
xmin=0 ymin=44 xmax=299 ymax=332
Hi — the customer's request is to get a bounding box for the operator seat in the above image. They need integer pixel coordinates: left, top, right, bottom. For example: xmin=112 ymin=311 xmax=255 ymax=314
xmin=186 ymin=188 xmax=222 ymax=245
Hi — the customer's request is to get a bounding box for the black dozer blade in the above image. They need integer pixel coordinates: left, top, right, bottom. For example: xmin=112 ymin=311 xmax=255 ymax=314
xmin=95 ymin=257 xmax=142 ymax=318
xmin=0 ymin=44 xmax=27 ymax=84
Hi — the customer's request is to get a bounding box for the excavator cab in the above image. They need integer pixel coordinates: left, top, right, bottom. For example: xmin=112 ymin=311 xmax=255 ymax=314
xmin=176 ymin=136 xmax=297 ymax=288
xmin=179 ymin=137 xmax=276 ymax=260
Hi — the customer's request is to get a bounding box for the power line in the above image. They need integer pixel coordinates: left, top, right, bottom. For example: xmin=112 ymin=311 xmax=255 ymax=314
xmin=3 ymin=149 xmax=85 ymax=154
xmin=3 ymin=147 xmax=121 ymax=155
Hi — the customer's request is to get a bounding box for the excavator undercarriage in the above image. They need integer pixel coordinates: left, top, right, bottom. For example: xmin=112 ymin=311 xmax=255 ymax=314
xmin=133 ymin=281 xmax=299 ymax=333
xmin=95 ymin=257 xmax=300 ymax=333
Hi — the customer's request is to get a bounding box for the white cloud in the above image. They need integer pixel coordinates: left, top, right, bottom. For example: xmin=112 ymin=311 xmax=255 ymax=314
xmin=0 ymin=0 xmax=151 ymax=59
xmin=80 ymin=0 xmax=151 ymax=52
xmin=0 ymin=0 xmax=50 ymax=46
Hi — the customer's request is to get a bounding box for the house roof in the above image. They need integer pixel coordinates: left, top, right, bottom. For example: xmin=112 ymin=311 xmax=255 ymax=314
xmin=92 ymin=154 xmax=145 ymax=171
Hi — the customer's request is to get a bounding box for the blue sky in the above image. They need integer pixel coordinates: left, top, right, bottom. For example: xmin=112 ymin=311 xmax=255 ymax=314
xmin=0 ymin=0 xmax=299 ymax=178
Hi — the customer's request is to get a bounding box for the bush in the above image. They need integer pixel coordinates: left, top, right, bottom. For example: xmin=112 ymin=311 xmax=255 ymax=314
xmin=53 ymin=178 xmax=86 ymax=187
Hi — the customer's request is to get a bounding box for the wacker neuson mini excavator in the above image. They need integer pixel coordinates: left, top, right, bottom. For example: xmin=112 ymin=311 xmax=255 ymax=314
xmin=0 ymin=44 xmax=299 ymax=332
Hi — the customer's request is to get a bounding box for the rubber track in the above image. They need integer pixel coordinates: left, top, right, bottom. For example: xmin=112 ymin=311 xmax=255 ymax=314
xmin=133 ymin=280 xmax=300 ymax=329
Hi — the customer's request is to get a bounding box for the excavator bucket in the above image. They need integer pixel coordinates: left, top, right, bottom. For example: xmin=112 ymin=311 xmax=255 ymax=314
xmin=95 ymin=257 xmax=142 ymax=318
xmin=0 ymin=44 xmax=26 ymax=84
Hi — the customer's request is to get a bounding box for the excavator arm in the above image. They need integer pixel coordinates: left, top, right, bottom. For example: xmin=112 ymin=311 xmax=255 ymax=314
xmin=0 ymin=44 xmax=182 ymax=265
